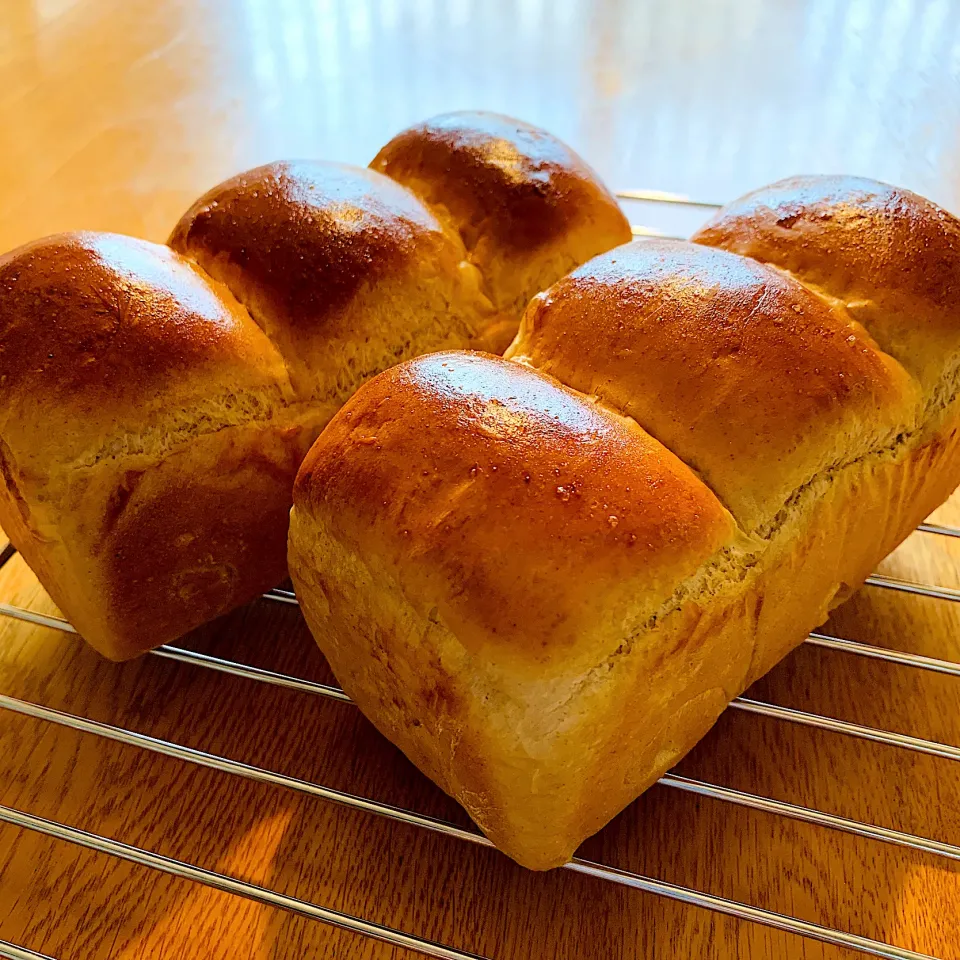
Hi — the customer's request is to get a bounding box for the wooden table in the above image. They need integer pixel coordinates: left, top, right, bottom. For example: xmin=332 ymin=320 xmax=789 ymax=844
xmin=2 ymin=1 xmax=960 ymax=957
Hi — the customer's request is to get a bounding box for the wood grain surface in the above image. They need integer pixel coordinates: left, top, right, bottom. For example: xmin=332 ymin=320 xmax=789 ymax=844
xmin=2 ymin=1 xmax=960 ymax=958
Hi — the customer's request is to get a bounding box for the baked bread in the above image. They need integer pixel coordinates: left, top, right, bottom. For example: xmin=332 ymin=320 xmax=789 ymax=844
xmin=0 ymin=115 xmax=628 ymax=659
xmin=371 ymin=111 xmax=631 ymax=351
xmin=287 ymin=176 xmax=960 ymax=870
xmin=0 ymin=234 xmax=315 ymax=660
xmin=168 ymin=160 xmax=495 ymax=407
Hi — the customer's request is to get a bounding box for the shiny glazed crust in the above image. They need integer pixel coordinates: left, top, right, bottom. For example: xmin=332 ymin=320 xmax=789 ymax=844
xmin=168 ymin=160 xmax=497 ymax=397
xmin=691 ymin=175 xmax=960 ymax=400
xmin=507 ymin=239 xmax=920 ymax=531
xmin=288 ymin=177 xmax=960 ymax=869
xmin=371 ymin=110 xmax=633 ymax=350
xmin=0 ymin=114 xmax=628 ymax=658
xmin=0 ymin=233 xmax=316 ymax=659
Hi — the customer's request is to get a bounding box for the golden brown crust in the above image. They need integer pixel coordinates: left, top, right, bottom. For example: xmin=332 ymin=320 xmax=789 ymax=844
xmin=371 ymin=111 xmax=632 ymax=329
xmin=0 ymin=118 xmax=628 ymax=658
xmin=0 ymin=115 xmax=631 ymax=659
xmin=293 ymin=352 xmax=736 ymax=671
xmin=0 ymin=232 xmax=294 ymax=477
xmin=288 ymin=177 xmax=960 ymax=868
xmin=0 ymin=232 xmax=314 ymax=659
xmin=691 ymin=175 xmax=960 ymax=398
xmin=85 ymin=419 xmax=315 ymax=659
xmin=170 ymin=161 xmax=435 ymax=312
xmin=24 ymin=418 xmax=314 ymax=661
xmin=289 ymin=350 xmax=960 ymax=869
xmin=507 ymin=239 xmax=919 ymax=531
xmin=169 ymin=160 xmax=495 ymax=396
xmin=372 ymin=111 xmax=625 ymax=256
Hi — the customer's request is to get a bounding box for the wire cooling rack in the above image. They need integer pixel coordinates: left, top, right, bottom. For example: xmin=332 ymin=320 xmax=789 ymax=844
xmin=1 ymin=192 xmax=959 ymax=960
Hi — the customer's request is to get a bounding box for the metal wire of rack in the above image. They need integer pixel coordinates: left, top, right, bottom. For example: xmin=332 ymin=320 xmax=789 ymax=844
xmin=0 ymin=191 xmax=959 ymax=960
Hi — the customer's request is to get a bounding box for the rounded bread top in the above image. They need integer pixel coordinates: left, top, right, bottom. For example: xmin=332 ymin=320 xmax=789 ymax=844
xmin=0 ymin=232 xmax=291 ymax=475
xmin=371 ymin=111 xmax=632 ymax=316
xmin=170 ymin=160 xmax=476 ymax=397
xmin=692 ymin=175 xmax=960 ymax=398
xmin=292 ymin=351 xmax=736 ymax=672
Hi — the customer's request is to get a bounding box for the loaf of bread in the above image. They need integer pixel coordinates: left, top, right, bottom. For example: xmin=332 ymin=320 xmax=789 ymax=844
xmin=287 ymin=175 xmax=960 ymax=870
xmin=0 ymin=113 xmax=629 ymax=660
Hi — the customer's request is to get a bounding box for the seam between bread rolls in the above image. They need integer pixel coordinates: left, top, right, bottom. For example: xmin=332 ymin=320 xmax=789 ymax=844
xmin=605 ymin=398 xmax=960 ymax=697
xmin=753 ymin=262 xmax=960 ymax=429
xmin=372 ymin=182 xmax=586 ymax=329
xmin=169 ymin=249 xmax=306 ymax=400
xmin=382 ymin=182 xmax=500 ymax=307
xmin=178 ymin=246 xmax=487 ymax=406
xmin=56 ymin=390 xmax=315 ymax=475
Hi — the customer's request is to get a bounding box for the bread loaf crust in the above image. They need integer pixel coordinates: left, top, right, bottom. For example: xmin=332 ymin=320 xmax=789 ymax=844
xmin=0 ymin=233 xmax=316 ymax=659
xmin=692 ymin=175 xmax=960 ymax=401
xmin=371 ymin=110 xmax=632 ymax=348
xmin=289 ymin=176 xmax=960 ymax=869
xmin=168 ymin=160 xmax=497 ymax=401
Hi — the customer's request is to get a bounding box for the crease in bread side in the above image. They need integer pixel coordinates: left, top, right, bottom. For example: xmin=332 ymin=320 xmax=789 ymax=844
xmin=3 ymin=392 xmax=329 ymax=549
xmin=2 ymin=410 xmax=321 ymax=630
xmin=572 ymin=411 xmax=925 ymax=694
xmin=10 ymin=404 xmax=318 ymax=536
xmin=57 ymin=390 xmax=323 ymax=476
